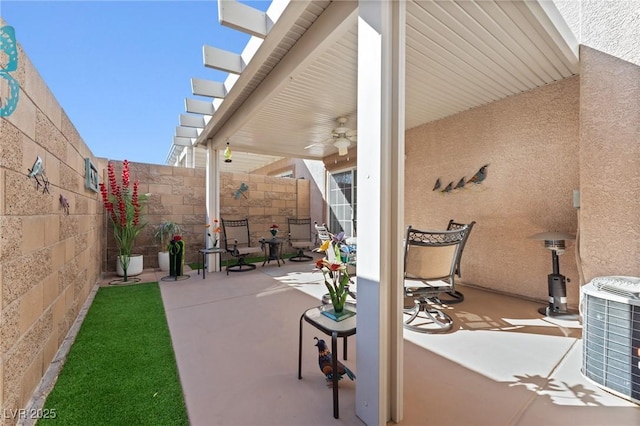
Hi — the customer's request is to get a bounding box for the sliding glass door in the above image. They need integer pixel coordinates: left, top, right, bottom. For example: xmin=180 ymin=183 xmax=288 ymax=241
xmin=327 ymin=169 xmax=357 ymax=237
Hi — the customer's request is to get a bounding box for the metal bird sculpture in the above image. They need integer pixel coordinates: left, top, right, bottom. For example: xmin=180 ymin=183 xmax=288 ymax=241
xmin=454 ymin=177 xmax=466 ymax=190
xmin=441 ymin=181 xmax=454 ymax=193
xmin=314 ymin=337 xmax=356 ymax=383
xmin=432 ymin=178 xmax=441 ymax=191
xmin=27 ymin=155 xmax=50 ymax=193
xmin=467 ymin=164 xmax=489 ymax=185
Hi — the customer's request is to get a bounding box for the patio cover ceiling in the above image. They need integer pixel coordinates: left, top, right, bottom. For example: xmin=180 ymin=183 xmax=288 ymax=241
xmin=175 ymin=0 xmax=578 ymax=170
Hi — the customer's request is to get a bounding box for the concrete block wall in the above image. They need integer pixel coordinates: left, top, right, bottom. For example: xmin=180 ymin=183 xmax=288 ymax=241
xmin=0 ymin=22 xmax=105 ymax=424
xmin=103 ymin=161 xmax=207 ymax=270
xmin=220 ymin=172 xmax=311 ymax=252
xmin=103 ymin=166 xmax=312 ymax=269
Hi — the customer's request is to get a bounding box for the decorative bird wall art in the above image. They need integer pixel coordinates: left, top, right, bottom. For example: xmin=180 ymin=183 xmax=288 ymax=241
xmin=314 ymin=337 xmax=356 ymax=384
xmin=433 ymin=164 xmax=489 ymax=195
xmin=233 ymin=182 xmax=249 ymax=199
xmin=59 ymin=194 xmax=70 ymax=215
xmin=27 ymin=155 xmax=50 ymax=193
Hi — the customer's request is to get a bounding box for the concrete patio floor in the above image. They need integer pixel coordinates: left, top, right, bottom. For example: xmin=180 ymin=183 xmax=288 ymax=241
xmin=116 ymin=260 xmax=639 ymax=425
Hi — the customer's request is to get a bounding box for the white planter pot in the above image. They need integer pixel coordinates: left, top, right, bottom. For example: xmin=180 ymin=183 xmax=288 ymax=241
xmin=158 ymin=251 xmax=170 ymax=272
xmin=116 ymin=254 xmax=144 ymax=277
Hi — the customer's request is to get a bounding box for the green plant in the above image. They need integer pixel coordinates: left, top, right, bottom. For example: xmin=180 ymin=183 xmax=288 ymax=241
xmin=315 ymin=243 xmax=351 ymax=313
xmin=39 ymin=283 xmax=188 ymax=425
xmin=99 ymin=160 xmax=148 ymax=281
xmin=154 ymin=220 xmax=181 ymax=250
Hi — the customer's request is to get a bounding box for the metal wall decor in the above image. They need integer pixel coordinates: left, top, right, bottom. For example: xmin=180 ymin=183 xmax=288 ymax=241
xmin=0 ymin=26 xmax=19 ymax=117
xmin=233 ymin=182 xmax=249 ymax=199
xmin=85 ymin=158 xmax=99 ymax=192
xmin=59 ymin=194 xmax=70 ymax=215
xmin=433 ymin=164 xmax=489 ymax=194
xmin=27 ymin=155 xmax=49 ymax=193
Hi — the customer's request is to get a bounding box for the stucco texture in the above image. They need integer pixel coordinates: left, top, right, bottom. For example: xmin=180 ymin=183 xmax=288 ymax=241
xmin=405 ymin=77 xmax=580 ymax=303
xmin=579 ymin=46 xmax=640 ymax=280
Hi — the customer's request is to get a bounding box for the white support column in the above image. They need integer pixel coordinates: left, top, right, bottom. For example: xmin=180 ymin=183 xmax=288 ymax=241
xmin=206 ymin=145 xmax=221 ymax=272
xmin=356 ymin=1 xmax=405 ymax=425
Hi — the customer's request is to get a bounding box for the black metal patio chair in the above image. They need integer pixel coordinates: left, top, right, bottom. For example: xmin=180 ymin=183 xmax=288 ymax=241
xmin=287 ymin=218 xmax=315 ymax=262
xmin=402 ymin=224 xmax=471 ymax=333
xmin=221 ymin=218 xmax=262 ymax=275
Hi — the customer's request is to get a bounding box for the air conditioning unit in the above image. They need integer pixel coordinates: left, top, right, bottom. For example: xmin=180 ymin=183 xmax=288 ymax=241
xmin=581 ymin=277 xmax=640 ymax=404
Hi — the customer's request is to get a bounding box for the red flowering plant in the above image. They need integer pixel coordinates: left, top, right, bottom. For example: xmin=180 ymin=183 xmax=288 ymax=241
xmin=99 ymin=160 xmax=149 ymax=281
xmin=269 ymin=223 xmax=279 ymax=237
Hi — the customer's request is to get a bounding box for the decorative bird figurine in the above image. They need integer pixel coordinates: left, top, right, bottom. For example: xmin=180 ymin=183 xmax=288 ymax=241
xmin=314 ymin=337 xmax=356 ymax=383
xmin=454 ymin=177 xmax=466 ymax=190
xmin=441 ymin=181 xmax=454 ymax=193
xmin=467 ymin=164 xmax=489 ymax=185
xmin=432 ymin=178 xmax=441 ymax=191
xmin=28 ymin=155 xmax=44 ymax=178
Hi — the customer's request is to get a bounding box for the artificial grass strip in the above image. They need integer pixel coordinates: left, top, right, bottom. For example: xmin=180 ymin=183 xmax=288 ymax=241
xmin=39 ymin=283 xmax=188 ymax=425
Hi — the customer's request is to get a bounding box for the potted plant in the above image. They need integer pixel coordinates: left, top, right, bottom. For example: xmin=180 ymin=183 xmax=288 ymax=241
xmin=154 ymin=220 xmax=181 ymax=272
xmin=99 ymin=160 xmax=148 ymax=282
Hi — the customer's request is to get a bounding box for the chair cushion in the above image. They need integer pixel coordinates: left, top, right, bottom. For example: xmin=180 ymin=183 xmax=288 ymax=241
xmin=236 ymin=246 xmax=262 ymax=255
xmin=291 ymin=241 xmax=314 ymax=248
xmin=404 ymin=277 xmax=452 ymax=291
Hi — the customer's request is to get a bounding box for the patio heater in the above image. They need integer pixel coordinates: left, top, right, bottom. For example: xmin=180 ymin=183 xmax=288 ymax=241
xmin=529 ymin=231 xmax=578 ymax=318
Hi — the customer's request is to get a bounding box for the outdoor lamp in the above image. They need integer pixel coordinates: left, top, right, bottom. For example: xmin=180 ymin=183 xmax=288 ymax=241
xmin=529 ymin=231 xmax=578 ymax=318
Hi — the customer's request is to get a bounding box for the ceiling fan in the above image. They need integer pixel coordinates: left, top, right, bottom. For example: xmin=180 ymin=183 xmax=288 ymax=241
xmin=305 ymin=117 xmax=357 ymax=156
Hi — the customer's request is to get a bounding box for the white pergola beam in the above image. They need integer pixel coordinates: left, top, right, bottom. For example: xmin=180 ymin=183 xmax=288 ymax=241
xmin=203 ymin=0 xmax=358 ymax=148
xmin=218 ymin=0 xmax=272 ymax=38
xmin=175 ymin=126 xmax=200 ymax=138
xmin=179 ymin=114 xmax=206 ymax=128
xmin=203 ymin=45 xmax=245 ymax=74
xmin=185 ymin=98 xmax=215 ymax=115
xmin=191 ymin=78 xmax=227 ymax=98
xmin=173 ymin=136 xmax=194 ymax=147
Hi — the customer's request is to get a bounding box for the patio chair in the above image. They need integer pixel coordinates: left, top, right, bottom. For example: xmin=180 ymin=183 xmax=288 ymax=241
xmin=441 ymin=219 xmax=476 ymax=303
xmin=402 ymin=224 xmax=471 ymax=333
xmin=287 ymin=218 xmax=314 ymax=262
xmin=314 ymin=222 xmax=331 ymax=244
xmin=221 ymin=218 xmax=263 ymax=275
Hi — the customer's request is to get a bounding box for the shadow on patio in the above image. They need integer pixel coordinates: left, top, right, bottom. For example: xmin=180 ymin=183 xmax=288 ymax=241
xmin=154 ymin=261 xmax=640 ymax=426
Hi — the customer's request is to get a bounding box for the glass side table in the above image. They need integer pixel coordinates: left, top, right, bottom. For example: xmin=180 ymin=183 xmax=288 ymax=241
xmin=197 ymin=248 xmax=226 ymax=279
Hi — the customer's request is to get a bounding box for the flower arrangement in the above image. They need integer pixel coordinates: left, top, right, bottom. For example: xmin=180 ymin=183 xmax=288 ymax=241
xmin=99 ymin=160 xmax=148 ymax=281
xmin=269 ymin=223 xmax=279 ymax=237
xmin=206 ymin=219 xmax=221 ymax=248
xmin=315 ymin=239 xmax=354 ymax=315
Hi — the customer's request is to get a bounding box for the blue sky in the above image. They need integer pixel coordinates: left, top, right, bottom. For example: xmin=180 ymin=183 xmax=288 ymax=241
xmin=1 ymin=0 xmax=270 ymax=165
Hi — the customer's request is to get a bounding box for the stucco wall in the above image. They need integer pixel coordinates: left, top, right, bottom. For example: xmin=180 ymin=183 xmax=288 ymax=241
xmin=252 ymin=158 xmax=326 ymax=226
xmin=0 ymin=28 xmax=105 ymax=422
xmin=555 ymin=0 xmax=640 ymax=67
xmin=405 ymin=77 xmax=581 ymax=304
xmin=579 ymin=46 xmax=640 ymax=280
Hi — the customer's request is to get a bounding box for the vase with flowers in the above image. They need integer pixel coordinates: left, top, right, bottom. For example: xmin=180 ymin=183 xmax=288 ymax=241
xmin=269 ymin=223 xmax=279 ymax=237
xmin=206 ymin=219 xmax=221 ymax=248
xmin=315 ymin=241 xmax=355 ymax=321
xmin=99 ymin=160 xmax=148 ymax=282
